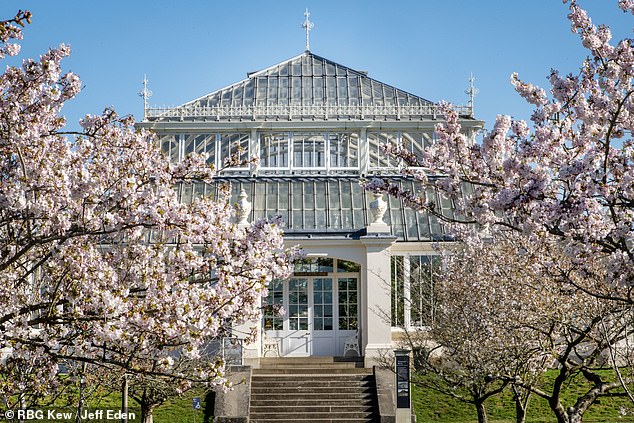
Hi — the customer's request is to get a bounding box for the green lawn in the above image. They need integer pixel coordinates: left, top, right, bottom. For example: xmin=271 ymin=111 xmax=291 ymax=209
xmin=12 ymin=370 xmax=633 ymax=422
xmin=412 ymin=370 xmax=632 ymax=423
xmin=6 ymin=388 xmax=214 ymax=423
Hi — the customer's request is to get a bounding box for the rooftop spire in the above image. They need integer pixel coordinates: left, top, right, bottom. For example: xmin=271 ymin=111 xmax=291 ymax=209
xmin=139 ymin=75 xmax=152 ymax=120
xmin=302 ymin=8 xmax=314 ymax=52
xmin=465 ymin=73 xmax=479 ymax=117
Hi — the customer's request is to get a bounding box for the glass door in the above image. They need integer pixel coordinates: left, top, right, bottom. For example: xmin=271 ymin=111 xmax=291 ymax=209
xmin=286 ymin=278 xmax=310 ymax=356
xmin=262 ymin=259 xmax=360 ymax=357
xmin=311 ymin=277 xmax=335 ymax=355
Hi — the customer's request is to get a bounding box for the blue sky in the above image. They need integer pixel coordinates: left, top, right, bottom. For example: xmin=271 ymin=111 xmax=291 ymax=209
xmin=2 ymin=1 xmax=632 ymax=131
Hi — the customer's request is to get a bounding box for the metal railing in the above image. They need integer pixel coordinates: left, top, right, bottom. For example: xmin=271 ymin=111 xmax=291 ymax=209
xmin=204 ymin=337 xmax=244 ymax=366
xmin=144 ymin=104 xmax=473 ymax=121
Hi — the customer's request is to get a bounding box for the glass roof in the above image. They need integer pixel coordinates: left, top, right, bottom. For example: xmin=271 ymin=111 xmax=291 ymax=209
xmin=143 ymin=52 xmax=477 ymax=121
xmin=187 ymin=51 xmax=434 ymax=108
xmin=177 ymin=177 xmax=462 ymax=242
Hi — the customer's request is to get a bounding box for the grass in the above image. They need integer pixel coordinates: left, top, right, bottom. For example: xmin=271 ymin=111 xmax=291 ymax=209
xmin=12 ymin=370 xmax=633 ymax=422
xmin=7 ymin=387 xmax=213 ymax=423
xmin=412 ymin=370 xmax=633 ymax=423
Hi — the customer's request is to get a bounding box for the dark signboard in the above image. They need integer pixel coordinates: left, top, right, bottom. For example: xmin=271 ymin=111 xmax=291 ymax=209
xmin=395 ymin=351 xmax=410 ymax=409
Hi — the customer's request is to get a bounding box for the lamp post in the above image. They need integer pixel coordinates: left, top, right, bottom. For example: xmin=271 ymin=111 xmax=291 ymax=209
xmin=394 ymin=349 xmax=411 ymax=423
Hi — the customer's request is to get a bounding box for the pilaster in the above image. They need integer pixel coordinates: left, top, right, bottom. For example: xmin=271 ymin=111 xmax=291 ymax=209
xmin=360 ymin=234 xmax=397 ymax=367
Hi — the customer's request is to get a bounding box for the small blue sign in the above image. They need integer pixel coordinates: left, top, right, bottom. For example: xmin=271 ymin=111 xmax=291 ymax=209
xmin=192 ymin=397 xmax=201 ymax=410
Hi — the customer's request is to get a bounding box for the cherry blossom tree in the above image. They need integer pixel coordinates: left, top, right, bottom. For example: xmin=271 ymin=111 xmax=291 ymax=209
xmin=366 ymin=2 xmax=634 ymax=421
xmin=424 ymin=232 xmax=632 ymax=423
xmin=0 ymin=10 xmax=296 ymax=407
xmin=367 ymin=0 xmax=634 ymax=302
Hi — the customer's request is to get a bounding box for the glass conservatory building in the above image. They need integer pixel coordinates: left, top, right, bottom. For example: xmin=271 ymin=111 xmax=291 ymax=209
xmin=137 ymin=50 xmax=483 ymax=366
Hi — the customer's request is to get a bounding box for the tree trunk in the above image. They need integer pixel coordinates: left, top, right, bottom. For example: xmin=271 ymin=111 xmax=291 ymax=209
xmin=475 ymin=400 xmax=488 ymax=423
xmin=140 ymin=403 xmax=155 ymax=423
xmin=512 ymin=385 xmax=530 ymax=423
xmin=568 ymin=411 xmax=583 ymax=423
xmin=515 ymin=400 xmax=527 ymax=423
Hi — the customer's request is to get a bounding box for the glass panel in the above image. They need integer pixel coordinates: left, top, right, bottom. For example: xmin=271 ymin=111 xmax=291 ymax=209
xmin=384 ymin=86 xmax=395 ymax=105
xmin=292 ymin=60 xmax=302 ymax=76
xmin=326 ymin=76 xmax=336 ymax=103
xmin=256 ymin=77 xmax=267 ymax=103
xmin=391 ymin=256 xmax=405 ymax=327
xmin=313 ymin=278 xmax=333 ymax=331
xmin=326 ymin=63 xmax=335 ymax=76
xmin=293 ymin=258 xmax=333 ymax=273
xmin=220 ymin=133 xmax=249 ymax=168
xmin=329 ymin=132 xmax=359 ymax=168
xmin=232 ymin=85 xmax=244 ymax=106
xmin=337 ymin=77 xmax=348 ymax=101
xmin=337 ymin=277 xmax=358 ymax=330
xmin=405 ymin=208 xmax=419 ymax=241
xmin=259 ymin=133 xmax=289 ymax=168
xmin=410 ymin=256 xmax=439 ymax=326
xmin=328 ymin=180 xmax=341 ymax=228
xmin=371 ymin=80 xmax=384 ymax=105
xmin=289 ymin=278 xmax=308 ymax=331
xmin=180 ymin=183 xmax=193 ymax=204
xmin=159 ymin=134 xmax=179 ymax=163
xmin=263 ymin=280 xmax=284 ymax=330
xmin=340 ymin=181 xmax=353 ymax=228
xmin=302 ymin=56 xmax=312 ymax=76
xmin=291 ymin=77 xmax=301 ymax=103
xmin=315 ymin=181 xmax=326 ymax=228
xmin=401 ymin=132 xmax=426 ymax=164
xmin=253 ymin=183 xmax=266 ymax=220
xmin=348 ymin=77 xmax=359 ymax=105
xmin=183 ymin=134 xmax=215 ymax=166
xmin=302 ymin=77 xmax=312 ymax=103
xmin=313 ymin=77 xmax=324 ymax=103
xmin=221 ymin=89 xmax=232 ymax=106
xmin=361 ymin=80 xmax=372 ymax=102
xmin=303 ymin=182 xmax=315 ymax=229
xmin=244 ymin=80 xmax=254 ymax=104
xmin=292 ymin=133 xmax=325 ymax=168
xmin=368 ymin=132 xmax=398 ymax=168
xmin=267 ymin=78 xmax=278 ymax=103
xmin=279 ymin=78 xmax=289 ymax=104
xmin=337 ymin=259 xmax=360 ymax=273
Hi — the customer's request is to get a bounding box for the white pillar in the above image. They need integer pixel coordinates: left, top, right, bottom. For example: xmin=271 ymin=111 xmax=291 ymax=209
xmin=360 ymin=234 xmax=396 ymax=367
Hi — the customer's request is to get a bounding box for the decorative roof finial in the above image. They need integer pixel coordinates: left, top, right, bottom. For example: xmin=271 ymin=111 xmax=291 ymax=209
xmin=138 ymin=75 xmax=152 ymax=120
xmin=302 ymin=8 xmax=314 ymax=52
xmin=465 ymin=73 xmax=479 ymax=118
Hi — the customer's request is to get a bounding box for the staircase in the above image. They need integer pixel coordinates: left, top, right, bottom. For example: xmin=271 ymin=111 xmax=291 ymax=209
xmin=249 ymin=357 xmax=380 ymax=423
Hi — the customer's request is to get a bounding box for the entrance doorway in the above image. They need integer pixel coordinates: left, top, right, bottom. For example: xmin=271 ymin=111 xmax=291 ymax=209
xmin=263 ymin=258 xmax=360 ymax=357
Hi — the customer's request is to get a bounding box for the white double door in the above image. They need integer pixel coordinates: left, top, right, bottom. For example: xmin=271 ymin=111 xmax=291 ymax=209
xmin=267 ymin=276 xmax=358 ymax=357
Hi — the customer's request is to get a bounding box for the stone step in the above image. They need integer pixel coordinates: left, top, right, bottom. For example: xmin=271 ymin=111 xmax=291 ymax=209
xmin=251 ymin=378 xmax=375 ymax=388
xmin=253 ymin=367 xmax=372 ymax=375
xmin=251 ymin=392 xmax=375 ymax=400
xmin=250 ymin=419 xmax=376 ymax=423
xmin=249 ymin=358 xmax=379 ymax=422
xmin=251 ymin=386 xmax=376 ymax=395
xmin=250 ymin=405 xmax=376 ymax=413
xmin=250 ymin=411 xmax=377 ymax=420
xmin=251 ymin=385 xmax=375 ymax=393
xmin=260 ymin=361 xmax=359 ymax=369
xmin=259 ymin=357 xmax=363 ymax=365
xmin=251 ymin=373 xmax=374 ymax=384
xmin=250 ymin=398 xmax=376 ymax=407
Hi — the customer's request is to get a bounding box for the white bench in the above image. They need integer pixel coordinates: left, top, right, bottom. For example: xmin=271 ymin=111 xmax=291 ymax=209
xmin=343 ymin=331 xmax=360 ymax=357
